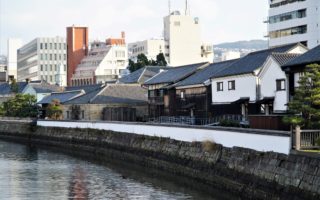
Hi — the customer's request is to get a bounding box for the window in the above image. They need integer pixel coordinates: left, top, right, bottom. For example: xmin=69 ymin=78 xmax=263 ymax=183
xmin=49 ymin=43 xmax=52 ymax=49
xmin=54 ymin=43 xmax=57 ymax=49
xmin=149 ymin=90 xmax=155 ymax=97
xmin=67 ymin=111 xmax=70 ymax=119
xmin=45 ymin=43 xmax=47 ymax=49
xmin=276 ymin=79 xmax=286 ymax=91
xmin=40 ymin=43 xmax=43 ymax=49
xmin=228 ymin=80 xmax=235 ymax=90
xmin=64 ymin=65 xmax=66 ymax=71
xmin=217 ymin=82 xmax=223 ymax=91
xmin=174 ymin=21 xmax=180 ymax=26
xmin=81 ymin=110 xmax=84 ymax=119
xmin=40 ymin=65 xmax=43 ymax=71
xmin=180 ymin=91 xmax=185 ymax=99
xmin=269 ymin=25 xmax=307 ymax=39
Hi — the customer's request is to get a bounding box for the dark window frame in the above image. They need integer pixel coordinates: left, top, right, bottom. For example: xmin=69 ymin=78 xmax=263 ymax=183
xmin=217 ymin=82 xmax=223 ymax=92
xmin=228 ymin=80 xmax=235 ymax=90
xmin=276 ymin=79 xmax=286 ymax=91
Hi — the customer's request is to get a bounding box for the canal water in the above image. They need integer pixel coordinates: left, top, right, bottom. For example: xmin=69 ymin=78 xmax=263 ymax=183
xmin=0 ymin=140 xmax=237 ymax=200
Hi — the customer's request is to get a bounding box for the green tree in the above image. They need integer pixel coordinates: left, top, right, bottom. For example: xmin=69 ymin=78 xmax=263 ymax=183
xmin=284 ymin=64 xmax=320 ymax=128
xmin=128 ymin=54 xmax=150 ymax=72
xmin=46 ymin=99 xmax=63 ymax=120
xmin=3 ymin=94 xmax=38 ymax=117
xmin=128 ymin=53 xmax=167 ymax=72
xmin=156 ymin=53 xmax=167 ymax=66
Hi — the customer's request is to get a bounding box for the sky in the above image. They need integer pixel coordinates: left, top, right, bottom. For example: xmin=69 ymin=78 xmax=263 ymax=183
xmin=0 ymin=0 xmax=269 ymax=55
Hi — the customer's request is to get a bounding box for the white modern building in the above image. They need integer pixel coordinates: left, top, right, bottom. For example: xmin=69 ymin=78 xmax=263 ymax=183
xmin=163 ymin=11 xmax=213 ymax=67
xmin=71 ymin=41 xmax=128 ymax=86
xmin=7 ymin=38 xmax=23 ymax=80
xmin=17 ymin=37 xmax=67 ymax=86
xmin=221 ymin=51 xmax=241 ymax=61
xmin=267 ymin=0 xmax=320 ymax=48
xmin=128 ymin=39 xmax=165 ymax=62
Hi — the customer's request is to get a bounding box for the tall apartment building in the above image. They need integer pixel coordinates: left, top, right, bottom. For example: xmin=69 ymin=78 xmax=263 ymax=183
xmin=66 ymin=26 xmax=89 ymax=86
xmin=17 ymin=37 xmax=67 ymax=86
xmin=128 ymin=39 xmax=165 ymax=62
xmin=71 ymin=33 xmax=128 ymax=86
xmin=7 ymin=38 xmax=22 ymax=80
xmin=163 ymin=11 xmax=213 ymax=67
xmin=267 ymin=0 xmax=320 ymax=48
xmin=0 ymin=55 xmax=7 ymax=82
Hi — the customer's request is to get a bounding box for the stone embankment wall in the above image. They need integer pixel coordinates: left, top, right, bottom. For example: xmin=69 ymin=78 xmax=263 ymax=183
xmin=0 ymin=121 xmax=319 ymax=200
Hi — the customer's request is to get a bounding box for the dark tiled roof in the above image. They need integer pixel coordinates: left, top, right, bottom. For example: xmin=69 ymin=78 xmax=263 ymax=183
xmin=144 ymin=63 xmax=207 ymax=85
xmin=91 ymin=84 xmax=148 ymax=104
xmin=37 ymin=90 xmax=84 ymax=104
xmin=119 ymin=66 xmax=170 ymax=84
xmin=282 ymin=45 xmax=320 ymax=68
xmin=64 ymin=87 xmax=104 ymax=105
xmin=271 ymin=53 xmax=301 ymax=66
xmin=29 ymin=82 xmax=61 ymax=93
xmin=213 ymin=43 xmax=302 ymax=78
xmin=119 ymin=67 xmax=145 ymax=83
xmin=174 ymin=59 xmax=238 ymax=87
xmin=0 ymin=82 xmax=28 ymax=95
xmin=65 ymin=84 xmax=103 ymax=93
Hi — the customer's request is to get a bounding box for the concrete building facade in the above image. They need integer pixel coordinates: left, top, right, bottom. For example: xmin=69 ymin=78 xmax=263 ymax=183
xmin=163 ymin=11 xmax=213 ymax=67
xmin=267 ymin=0 xmax=320 ymax=48
xmin=17 ymin=37 xmax=67 ymax=86
xmin=71 ymin=33 xmax=128 ymax=86
xmin=128 ymin=39 xmax=165 ymax=62
xmin=66 ymin=26 xmax=89 ymax=86
xmin=7 ymin=38 xmax=22 ymax=80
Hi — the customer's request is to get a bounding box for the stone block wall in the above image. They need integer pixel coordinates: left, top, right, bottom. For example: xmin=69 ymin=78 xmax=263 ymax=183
xmin=0 ymin=121 xmax=319 ymax=199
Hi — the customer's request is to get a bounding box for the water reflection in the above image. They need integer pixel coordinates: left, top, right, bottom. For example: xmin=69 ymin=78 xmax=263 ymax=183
xmin=0 ymin=140 xmax=236 ymax=200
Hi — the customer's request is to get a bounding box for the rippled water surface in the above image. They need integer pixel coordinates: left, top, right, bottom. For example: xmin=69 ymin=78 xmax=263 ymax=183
xmin=0 ymin=140 xmax=235 ymax=200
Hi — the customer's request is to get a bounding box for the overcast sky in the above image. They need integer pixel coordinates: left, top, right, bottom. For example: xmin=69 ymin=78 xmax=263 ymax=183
xmin=0 ymin=0 xmax=269 ymax=55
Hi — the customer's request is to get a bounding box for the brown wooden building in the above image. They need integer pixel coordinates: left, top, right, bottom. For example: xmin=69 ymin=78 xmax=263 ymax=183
xmin=144 ymin=63 xmax=208 ymax=118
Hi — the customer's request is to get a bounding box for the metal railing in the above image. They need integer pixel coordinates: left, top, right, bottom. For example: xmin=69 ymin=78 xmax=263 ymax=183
xmin=148 ymin=115 xmax=245 ymax=126
xmin=292 ymin=128 xmax=320 ymax=150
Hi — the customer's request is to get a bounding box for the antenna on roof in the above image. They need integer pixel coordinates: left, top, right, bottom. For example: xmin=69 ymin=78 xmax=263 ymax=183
xmin=168 ymin=0 xmax=171 ymax=15
xmin=185 ymin=0 xmax=188 ymax=15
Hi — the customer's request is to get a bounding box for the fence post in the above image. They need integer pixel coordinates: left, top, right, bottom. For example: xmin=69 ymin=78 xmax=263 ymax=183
xmin=295 ymin=125 xmax=301 ymax=151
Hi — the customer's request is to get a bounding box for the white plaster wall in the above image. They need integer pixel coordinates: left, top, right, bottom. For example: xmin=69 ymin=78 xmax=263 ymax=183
xmin=37 ymin=120 xmax=291 ymax=154
xmin=259 ymin=57 xmax=287 ymax=112
xmin=211 ymin=74 xmax=257 ymax=104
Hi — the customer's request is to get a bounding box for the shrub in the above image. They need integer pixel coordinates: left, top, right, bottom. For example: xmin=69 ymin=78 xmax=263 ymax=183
xmin=202 ymin=140 xmax=216 ymax=152
xmin=219 ymin=119 xmax=240 ymax=127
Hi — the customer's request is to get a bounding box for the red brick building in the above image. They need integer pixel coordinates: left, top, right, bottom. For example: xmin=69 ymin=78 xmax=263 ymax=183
xmin=66 ymin=26 xmax=89 ymax=86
